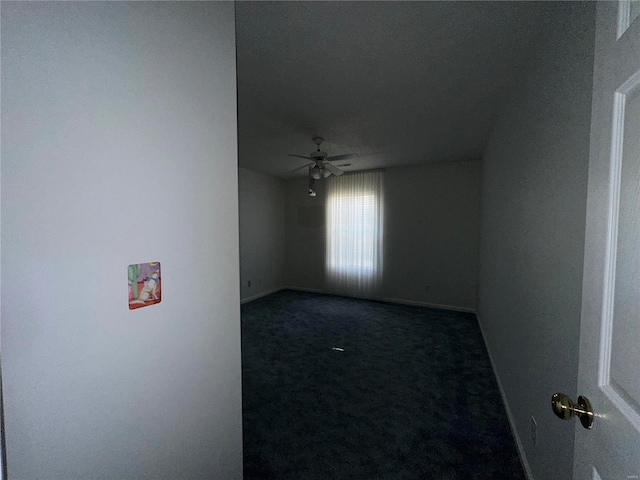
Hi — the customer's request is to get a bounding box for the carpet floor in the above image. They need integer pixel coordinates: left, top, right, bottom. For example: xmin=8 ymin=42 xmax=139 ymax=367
xmin=241 ymin=289 xmax=525 ymax=480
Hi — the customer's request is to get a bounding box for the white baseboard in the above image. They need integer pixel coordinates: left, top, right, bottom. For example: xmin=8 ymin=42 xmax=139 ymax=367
xmin=283 ymin=287 xmax=476 ymax=314
xmin=284 ymin=286 xmax=326 ymax=294
xmin=241 ymin=286 xmax=331 ymax=304
xmin=240 ymin=286 xmax=286 ymax=304
xmin=242 ymin=286 xmax=475 ymax=317
xmin=476 ymin=313 xmax=534 ymax=480
xmin=241 ymin=286 xmax=326 ymax=304
xmin=381 ymin=296 xmax=476 ymax=313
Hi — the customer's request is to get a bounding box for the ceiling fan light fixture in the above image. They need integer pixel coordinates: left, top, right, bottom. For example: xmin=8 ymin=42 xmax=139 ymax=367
xmin=308 ymin=166 xmax=317 ymax=196
xmin=310 ymin=165 xmax=322 ymax=180
xmin=289 ymin=137 xmax=353 ymax=189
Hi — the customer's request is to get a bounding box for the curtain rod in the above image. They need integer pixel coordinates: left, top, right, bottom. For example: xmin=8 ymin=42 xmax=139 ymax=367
xmin=339 ymin=168 xmax=385 ymax=175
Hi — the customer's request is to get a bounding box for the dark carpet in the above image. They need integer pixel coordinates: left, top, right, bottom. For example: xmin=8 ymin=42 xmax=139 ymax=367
xmin=241 ymin=289 xmax=525 ymax=480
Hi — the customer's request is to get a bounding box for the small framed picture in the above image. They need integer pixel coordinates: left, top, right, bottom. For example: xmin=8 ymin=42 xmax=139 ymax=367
xmin=128 ymin=262 xmax=161 ymax=309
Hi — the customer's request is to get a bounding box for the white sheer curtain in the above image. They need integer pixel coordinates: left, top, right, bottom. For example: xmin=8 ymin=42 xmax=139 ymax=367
xmin=325 ymin=170 xmax=384 ymax=298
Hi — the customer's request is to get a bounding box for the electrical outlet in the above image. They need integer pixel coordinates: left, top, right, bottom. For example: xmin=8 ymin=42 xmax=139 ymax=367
xmin=425 ymin=285 xmax=431 ymax=292
xmin=530 ymin=416 xmax=537 ymax=446
xmin=247 ymin=280 xmax=251 ymax=288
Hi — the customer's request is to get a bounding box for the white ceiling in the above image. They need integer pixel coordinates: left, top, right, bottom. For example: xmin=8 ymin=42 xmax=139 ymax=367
xmin=236 ymin=1 xmax=558 ymax=178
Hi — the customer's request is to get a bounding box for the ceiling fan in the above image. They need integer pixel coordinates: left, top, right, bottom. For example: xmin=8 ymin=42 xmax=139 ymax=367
xmin=288 ymin=137 xmax=358 ymax=179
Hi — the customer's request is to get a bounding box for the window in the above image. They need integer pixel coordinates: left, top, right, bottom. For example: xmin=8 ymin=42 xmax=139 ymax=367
xmin=326 ymin=171 xmax=384 ymax=298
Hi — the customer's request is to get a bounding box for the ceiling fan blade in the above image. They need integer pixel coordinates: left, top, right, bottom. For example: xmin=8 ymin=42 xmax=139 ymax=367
xmin=288 ymin=154 xmax=312 ymax=160
xmin=286 ymin=163 xmax=311 ymax=177
xmin=324 ymin=162 xmax=344 ymax=176
xmin=325 ymin=153 xmax=358 ymax=162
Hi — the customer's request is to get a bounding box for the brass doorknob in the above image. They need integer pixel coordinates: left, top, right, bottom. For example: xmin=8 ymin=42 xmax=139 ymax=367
xmin=551 ymin=393 xmax=594 ymax=429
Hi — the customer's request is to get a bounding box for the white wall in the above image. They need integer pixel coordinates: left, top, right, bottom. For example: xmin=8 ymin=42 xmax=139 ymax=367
xmin=239 ymin=168 xmax=286 ymax=302
xmin=284 ymin=162 xmax=481 ymax=310
xmin=1 ymin=3 xmax=242 ymax=478
xmin=384 ymin=161 xmax=480 ymax=310
xmin=477 ymin=3 xmax=595 ymax=480
xmin=284 ymin=177 xmax=327 ymax=291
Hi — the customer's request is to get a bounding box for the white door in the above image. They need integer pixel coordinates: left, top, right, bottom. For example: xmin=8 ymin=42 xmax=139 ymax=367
xmin=574 ymin=1 xmax=640 ymax=478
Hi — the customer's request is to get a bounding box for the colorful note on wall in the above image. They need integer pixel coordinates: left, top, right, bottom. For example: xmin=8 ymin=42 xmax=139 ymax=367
xmin=128 ymin=262 xmax=161 ymax=309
